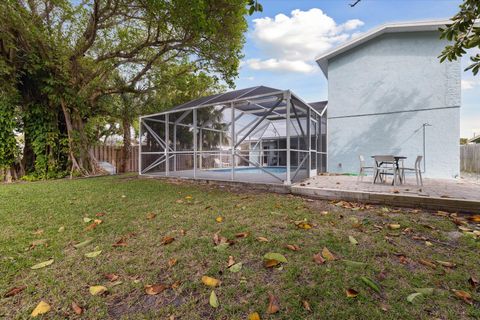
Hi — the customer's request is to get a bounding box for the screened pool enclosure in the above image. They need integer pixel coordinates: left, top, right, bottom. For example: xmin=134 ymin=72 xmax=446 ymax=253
xmin=139 ymin=86 xmax=327 ymax=185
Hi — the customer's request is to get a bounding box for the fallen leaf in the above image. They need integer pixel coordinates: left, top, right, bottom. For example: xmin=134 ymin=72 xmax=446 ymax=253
xmin=467 ymin=215 xmax=480 ymax=223
xmin=257 ymin=237 xmax=269 ymax=242
xmin=418 ymin=259 xmax=436 ymax=269
xmin=31 ymin=301 xmax=51 ymax=317
xmin=74 ymin=238 xmax=93 ymax=249
xmin=161 ymin=236 xmax=175 ymax=245
xmin=146 ymin=212 xmax=156 ymax=220
xmin=348 ymin=236 xmax=358 ymax=245
xmin=83 ymin=217 xmax=92 ymax=223
xmin=179 ymin=229 xmax=186 ymax=236
xmin=112 ymin=238 xmax=127 ymax=247
xmin=266 ymin=292 xmax=280 ymax=314
xmin=407 ymin=292 xmax=422 ymax=303
xmin=201 ymin=276 xmax=220 ymax=287
xmin=33 ymin=229 xmax=44 ymax=235
xmin=302 ymin=300 xmax=312 ymax=312
xmin=414 ymin=288 xmax=435 ymax=295
xmin=453 ymin=290 xmax=472 ymax=304
xmin=387 ymin=224 xmax=401 ymax=230
xmin=96 ymin=212 xmax=105 ymax=217
xmin=313 ymin=253 xmax=325 ymax=265
xmin=109 ymin=280 xmax=123 ymax=288
xmin=145 ymin=284 xmax=169 ymax=295
xmin=89 ymin=285 xmax=108 ymax=296
xmin=58 ymin=226 xmax=65 ymax=233
xmin=104 ymin=274 xmax=119 ymax=282
xmin=469 ymin=276 xmax=479 ymax=288
xmin=264 ymin=259 xmax=281 ymax=268
xmin=185 ymin=195 xmax=192 ymax=200
xmin=227 ymin=256 xmax=235 ymax=268
xmin=346 ymin=288 xmax=359 ymax=298
xmin=248 ymin=312 xmax=261 ymax=320
xmin=436 ymin=260 xmax=456 ymax=268
xmin=285 ymin=244 xmax=300 ymax=251
xmin=295 ymin=220 xmax=312 ymax=229
xmin=31 ymin=259 xmax=54 ymax=270
xmin=85 ymin=250 xmax=102 ymax=258
xmin=321 ymin=247 xmax=336 ymax=261
xmin=71 ymin=301 xmax=83 ymax=315
xmin=235 ymin=232 xmax=249 ymax=238
xmin=264 ymin=252 xmax=287 ymax=263
xmin=360 ymin=276 xmax=381 ymax=293
xmin=4 ymin=286 xmax=26 ymax=298
xmin=209 ymin=290 xmax=219 ymax=308
xmin=216 ymin=216 xmax=223 ymax=223
xmin=168 ymin=258 xmax=177 ymax=268
xmin=229 ymin=262 xmax=242 ymax=273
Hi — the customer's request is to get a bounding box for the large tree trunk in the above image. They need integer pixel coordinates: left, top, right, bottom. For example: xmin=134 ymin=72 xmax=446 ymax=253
xmin=60 ymin=99 xmax=99 ymax=177
xmin=121 ymin=118 xmax=132 ymax=173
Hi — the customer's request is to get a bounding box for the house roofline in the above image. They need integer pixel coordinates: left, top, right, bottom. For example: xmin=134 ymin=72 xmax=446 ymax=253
xmin=315 ymin=19 xmax=453 ymax=78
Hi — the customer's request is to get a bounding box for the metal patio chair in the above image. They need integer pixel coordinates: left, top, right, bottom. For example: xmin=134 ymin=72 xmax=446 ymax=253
xmin=357 ymin=155 xmax=374 ymax=182
xmin=373 ymin=155 xmax=399 ymax=185
xmin=401 ymin=155 xmax=423 ymax=186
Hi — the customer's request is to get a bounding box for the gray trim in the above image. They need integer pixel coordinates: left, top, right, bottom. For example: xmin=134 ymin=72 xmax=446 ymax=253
xmin=328 ymin=106 xmax=460 ymax=120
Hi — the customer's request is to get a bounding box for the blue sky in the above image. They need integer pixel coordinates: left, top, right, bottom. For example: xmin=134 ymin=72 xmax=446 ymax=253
xmin=234 ymin=0 xmax=479 ymax=138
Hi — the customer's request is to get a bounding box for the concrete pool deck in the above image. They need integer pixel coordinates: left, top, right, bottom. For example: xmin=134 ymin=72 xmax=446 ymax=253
xmin=292 ymin=174 xmax=480 ymax=213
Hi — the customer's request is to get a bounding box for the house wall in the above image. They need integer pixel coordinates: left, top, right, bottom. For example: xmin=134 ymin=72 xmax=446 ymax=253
xmin=327 ymin=31 xmax=461 ymax=179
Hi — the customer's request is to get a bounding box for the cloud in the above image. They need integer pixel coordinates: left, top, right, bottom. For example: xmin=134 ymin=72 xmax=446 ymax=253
xmin=462 ymin=79 xmax=479 ymax=90
xmin=245 ymin=8 xmax=364 ymax=73
xmin=246 ymin=58 xmax=316 ymax=73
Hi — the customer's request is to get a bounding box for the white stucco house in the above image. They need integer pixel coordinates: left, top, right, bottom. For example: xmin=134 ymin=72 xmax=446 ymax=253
xmin=316 ymin=20 xmax=461 ymax=179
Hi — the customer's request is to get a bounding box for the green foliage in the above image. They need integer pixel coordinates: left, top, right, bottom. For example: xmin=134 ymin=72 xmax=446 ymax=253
xmin=0 ymin=90 xmax=19 ymax=169
xmin=439 ymin=0 xmax=480 ymax=75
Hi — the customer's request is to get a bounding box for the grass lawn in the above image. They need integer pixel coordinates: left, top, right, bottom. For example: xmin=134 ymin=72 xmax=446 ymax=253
xmin=0 ymin=175 xmax=479 ymax=319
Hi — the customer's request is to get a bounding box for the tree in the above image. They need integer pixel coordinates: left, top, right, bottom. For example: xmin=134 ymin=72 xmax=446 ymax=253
xmin=439 ymin=0 xmax=480 ymax=75
xmin=0 ymin=0 xmax=254 ymax=179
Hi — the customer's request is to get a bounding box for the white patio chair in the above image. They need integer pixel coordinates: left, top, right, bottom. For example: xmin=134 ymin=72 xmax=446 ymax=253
xmin=401 ymin=155 xmax=423 ymax=186
xmin=373 ymin=155 xmax=399 ymax=185
xmin=357 ymin=155 xmax=374 ymax=182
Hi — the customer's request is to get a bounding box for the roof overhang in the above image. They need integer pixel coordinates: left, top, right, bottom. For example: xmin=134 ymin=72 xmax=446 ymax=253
xmin=315 ymin=19 xmax=452 ymax=78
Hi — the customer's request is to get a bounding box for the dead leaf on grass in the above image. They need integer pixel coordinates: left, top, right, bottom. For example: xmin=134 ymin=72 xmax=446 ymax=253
xmin=71 ymin=301 xmax=83 ymax=315
xmin=453 ymin=289 xmax=473 ymax=304
xmin=235 ymin=232 xmax=249 ymax=238
xmin=436 ymin=260 xmax=456 ymax=268
xmin=201 ymin=276 xmax=220 ymax=287
xmin=313 ymin=253 xmax=325 ymax=265
xmin=89 ymin=285 xmax=108 ymax=296
xmin=161 ymin=236 xmax=175 ymax=245
xmin=104 ymin=273 xmax=119 ymax=282
xmin=31 ymin=259 xmax=54 ymax=270
xmin=168 ymin=258 xmax=177 ymax=268
xmin=4 ymin=286 xmax=26 ymax=298
xmin=387 ymin=224 xmax=401 ymax=230
xmin=302 ymin=300 xmax=312 ymax=312
xmin=112 ymin=238 xmax=127 ymax=247
xmin=346 ymin=288 xmax=359 ymax=298
xmin=266 ymin=292 xmax=280 ymax=314
xmin=227 ymin=256 xmax=235 ymax=268
xmin=209 ymin=290 xmax=219 ymax=308
xmin=469 ymin=276 xmax=479 ymax=289
xmin=294 ymin=220 xmax=312 ymax=229
xmin=257 ymin=236 xmax=269 ymax=242
xmin=467 ymin=215 xmax=480 ymax=223
xmin=285 ymin=244 xmax=300 ymax=251
xmin=146 ymin=212 xmax=156 ymax=220
xmin=145 ymin=284 xmax=169 ymax=295
xmin=31 ymin=301 xmax=51 ymax=317
xmin=216 ymin=216 xmax=224 ymax=223
xmin=248 ymin=312 xmax=261 ymax=320
xmin=321 ymin=247 xmax=336 ymax=261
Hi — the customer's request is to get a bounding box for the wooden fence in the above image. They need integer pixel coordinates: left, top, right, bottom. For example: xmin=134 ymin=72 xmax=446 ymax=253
xmin=91 ymin=145 xmax=139 ymax=173
xmin=460 ymin=144 xmax=480 ymax=173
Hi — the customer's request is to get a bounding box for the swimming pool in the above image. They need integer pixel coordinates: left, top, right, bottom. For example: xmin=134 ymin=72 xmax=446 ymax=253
xmin=210 ymin=166 xmax=287 ymax=174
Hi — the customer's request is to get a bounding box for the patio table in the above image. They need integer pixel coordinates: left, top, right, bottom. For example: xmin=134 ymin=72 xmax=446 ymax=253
xmin=371 ymin=155 xmax=406 ymax=185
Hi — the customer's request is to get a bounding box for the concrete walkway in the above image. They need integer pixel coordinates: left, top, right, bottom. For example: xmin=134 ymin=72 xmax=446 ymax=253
xmin=292 ymin=174 xmax=480 ymax=213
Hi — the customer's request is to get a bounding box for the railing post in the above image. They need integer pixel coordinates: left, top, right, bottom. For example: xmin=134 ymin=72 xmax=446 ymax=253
xmin=193 ymin=109 xmax=197 ymax=179
xmin=138 ymin=116 xmax=142 ymax=175
xmin=165 ymin=114 xmax=169 ymax=176
xmin=285 ymin=91 xmax=291 ymax=185
xmin=231 ymin=102 xmax=235 ymax=181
